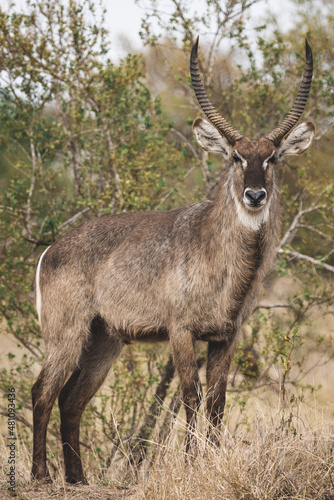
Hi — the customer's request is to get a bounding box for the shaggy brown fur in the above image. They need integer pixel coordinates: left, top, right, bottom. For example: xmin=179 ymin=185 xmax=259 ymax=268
xmin=31 ymin=79 xmax=315 ymax=487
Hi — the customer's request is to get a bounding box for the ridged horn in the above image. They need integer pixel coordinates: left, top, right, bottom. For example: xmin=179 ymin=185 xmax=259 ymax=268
xmin=266 ymin=39 xmax=313 ymax=145
xmin=190 ymin=36 xmax=243 ymax=144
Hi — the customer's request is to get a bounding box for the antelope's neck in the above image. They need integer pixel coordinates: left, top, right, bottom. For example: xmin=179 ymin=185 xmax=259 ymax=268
xmin=202 ymin=176 xmax=281 ymax=280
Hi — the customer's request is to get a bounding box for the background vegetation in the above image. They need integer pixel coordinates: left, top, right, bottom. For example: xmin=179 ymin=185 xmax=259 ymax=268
xmin=0 ymin=0 xmax=333 ymax=498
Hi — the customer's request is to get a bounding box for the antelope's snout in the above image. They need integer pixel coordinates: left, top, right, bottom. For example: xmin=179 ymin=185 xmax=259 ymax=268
xmin=243 ymin=188 xmax=267 ymax=210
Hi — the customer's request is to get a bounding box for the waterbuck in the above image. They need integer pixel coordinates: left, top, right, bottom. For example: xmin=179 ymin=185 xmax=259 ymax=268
xmin=32 ymin=37 xmax=315 ymax=483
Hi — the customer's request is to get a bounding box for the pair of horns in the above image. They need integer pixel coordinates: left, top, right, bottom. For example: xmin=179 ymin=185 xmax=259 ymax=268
xmin=190 ymin=37 xmax=313 ymax=145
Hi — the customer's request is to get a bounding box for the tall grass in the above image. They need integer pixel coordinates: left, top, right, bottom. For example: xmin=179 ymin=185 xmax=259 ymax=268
xmin=1 ymin=401 xmax=333 ymax=499
xmin=143 ymin=409 xmax=334 ymax=499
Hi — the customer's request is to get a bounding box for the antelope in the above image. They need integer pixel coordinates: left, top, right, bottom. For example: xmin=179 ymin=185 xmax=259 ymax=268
xmin=32 ymin=37 xmax=315 ymax=484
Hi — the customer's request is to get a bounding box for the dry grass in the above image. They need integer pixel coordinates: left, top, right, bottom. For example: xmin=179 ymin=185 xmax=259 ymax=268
xmin=0 ymin=483 xmax=136 ymax=500
xmin=1 ymin=404 xmax=334 ymax=500
xmin=143 ymin=415 xmax=334 ymax=499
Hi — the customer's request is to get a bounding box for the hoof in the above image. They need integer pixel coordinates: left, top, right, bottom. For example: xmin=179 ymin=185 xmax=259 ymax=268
xmin=31 ymin=473 xmax=53 ymax=484
xmin=66 ymin=476 xmax=88 ymax=485
xmin=31 ymin=465 xmax=52 ymax=483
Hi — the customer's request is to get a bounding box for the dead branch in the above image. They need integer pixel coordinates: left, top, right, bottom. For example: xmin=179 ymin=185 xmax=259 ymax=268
xmin=279 ymin=248 xmax=334 ymax=273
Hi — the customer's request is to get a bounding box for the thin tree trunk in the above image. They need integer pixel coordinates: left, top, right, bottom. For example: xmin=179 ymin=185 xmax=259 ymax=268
xmin=101 ymin=118 xmax=122 ymax=208
xmin=67 ymin=138 xmax=83 ymax=197
xmin=27 ymin=121 xmax=37 ymax=240
xmin=129 ymin=354 xmax=175 ymax=467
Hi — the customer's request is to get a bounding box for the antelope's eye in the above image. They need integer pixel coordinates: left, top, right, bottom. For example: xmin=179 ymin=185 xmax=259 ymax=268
xmin=232 ymin=152 xmax=241 ymax=162
xmin=268 ymin=154 xmax=276 ymax=164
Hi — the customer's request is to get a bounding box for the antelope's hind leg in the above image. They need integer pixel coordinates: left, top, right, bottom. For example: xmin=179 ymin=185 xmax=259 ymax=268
xmin=58 ymin=317 xmax=123 ymax=484
xmin=31 ymin=351 xmax=78 ymax=481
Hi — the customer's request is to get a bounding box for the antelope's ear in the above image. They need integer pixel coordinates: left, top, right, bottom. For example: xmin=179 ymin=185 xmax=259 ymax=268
xmin=277 ymin=121 xmax=315 ymax=161
xmin=193 ymin=117 xmax=232 ymax=159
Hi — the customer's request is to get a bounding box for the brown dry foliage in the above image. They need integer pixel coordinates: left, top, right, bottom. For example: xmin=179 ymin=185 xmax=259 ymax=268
xmin=143 ymin=422 xmax=334 ymax=499
xmin=1 ymin=408 xmax=333 ymax=500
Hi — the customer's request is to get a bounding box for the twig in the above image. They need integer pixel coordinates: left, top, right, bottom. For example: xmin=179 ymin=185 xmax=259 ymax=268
xmin=26 ymin=121 xmax=37 ymax=240
xmin=297 ymin=224 xmax=334 ymax=241
xmin=55 ymin=92 xmax=83 ymax=197
xmin=59 ymin=207 xmax=91 ymax=231
xmin=154 ymin=164 xmax=197 ymax=208
xmin=279 ymin=248 xmax=334 ymax=273
xmin=170 ymin=128 xmax=199 ymax=159
xmin=254 ymin=303 xmax=295 ymax=311
xmin=101 ymin=116 xmax=122 ymax=205
xmin=278 ymin=203 xmax=327 ymax=250
xmin=0 ymin=410 xmax=33 ymax=430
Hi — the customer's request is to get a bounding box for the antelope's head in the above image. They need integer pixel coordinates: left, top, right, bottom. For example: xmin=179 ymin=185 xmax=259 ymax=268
xmin=191 ymin=38 xmax=315 ymax=224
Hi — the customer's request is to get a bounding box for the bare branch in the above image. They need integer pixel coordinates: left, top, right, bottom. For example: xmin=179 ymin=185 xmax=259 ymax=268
xmin=154 ymin=164 xmax=197 ymax=208
xmin=35 ymin=207 xmax=91 ymax=241
xmin=55 ymin=92 xmax=83 ymax=197
xmin=314 ymin=117 xmax=334 ymax=140
xmin=100 ymin=115 xmax=123 ymax=206
xmin=170 ymin=128 xmax=199 ymax=159
xmin=170 ymin=127 xmax=217 ymax=194
xmin=254 ymin=294 xmax=306 ymax=312
xmin=297 ymin=224 xmax=334 ymax=241
xmin=0 ymin=206 xmax=27 ymax=214
xmin=36 ymin=148 xmax=47 ymax=192
xmin=26 ymin=121 xmax=37 ymax=240
xmin=254 ymin=303 xmax=295 ymax=311
xmin=10 ymin=138 xmax=32 ymax=162
xmin=321 ymin=248 xmax=334 ymax=262
xmin=60 ymin=207 xmax=91 ymax=231
xmin=278 ymin=203 xmax=327 ymax=250
xmin=279 ymin=248 xmax=334 ymax=273
xmin=0 ymin=409 xmax=33 ymax=430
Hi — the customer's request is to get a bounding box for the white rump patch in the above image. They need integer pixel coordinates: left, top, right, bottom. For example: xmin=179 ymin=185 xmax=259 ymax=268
xmin=231 ymin=186 xmax=270 ymax=231
xmin=36 ymin=247 xmax=50 ymax=324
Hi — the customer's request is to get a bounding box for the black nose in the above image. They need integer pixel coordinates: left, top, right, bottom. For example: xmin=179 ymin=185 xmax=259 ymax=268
xmin=245 ymin=189 xmax=267 ymax=205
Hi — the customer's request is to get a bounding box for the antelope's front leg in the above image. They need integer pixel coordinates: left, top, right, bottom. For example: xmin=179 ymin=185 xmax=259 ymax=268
xmin=206 ymin=340 xmax=235 ymax=443
xmin=170 ymin=328 xmax=202 ymax=454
